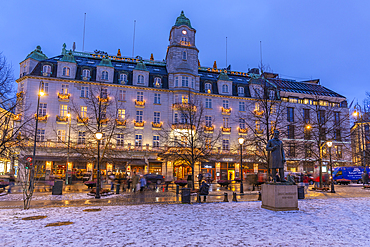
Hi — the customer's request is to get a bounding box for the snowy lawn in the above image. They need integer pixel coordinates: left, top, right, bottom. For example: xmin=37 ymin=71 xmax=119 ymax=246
xmin=1 ymin=198 xmax=370 ymax=247
xmin=0 ymin=193 xmax=122 ymax=201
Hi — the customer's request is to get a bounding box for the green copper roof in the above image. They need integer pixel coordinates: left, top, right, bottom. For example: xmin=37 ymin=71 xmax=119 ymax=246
xmin=175 ymin=11 xmax=192 ymax=29
xmin=99 ymin=56 xmax=113 ymax=67
xmin=135 ymin=59 xmax=148 ymax=71
xmin=218 ymin=71 xmax=231 ymax=81
xmin=25 ymin=46 xmax=48 ymax=61
xmin=60 ymin=50 xmax=76 ymax=63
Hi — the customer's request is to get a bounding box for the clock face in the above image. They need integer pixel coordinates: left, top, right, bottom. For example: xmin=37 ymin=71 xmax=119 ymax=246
xmin=182 ymin=30 xmax=187 ymax=35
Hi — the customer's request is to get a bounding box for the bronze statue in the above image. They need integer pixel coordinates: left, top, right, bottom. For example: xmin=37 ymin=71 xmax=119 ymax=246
xmin=266 ymin=130 xmax=286 ymax=182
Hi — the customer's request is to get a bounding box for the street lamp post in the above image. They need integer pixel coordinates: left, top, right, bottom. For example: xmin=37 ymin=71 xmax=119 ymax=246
xmin=95 ymin=132 xmax=103 ymax=199
xmin=65 ymin=109 xmax=71 ymax=185
xmin=30 ymin=81 xmax=45 ymax=192
xmin=326 ymin=141 xmax=335 ymax=193
xmin=353 ymin=106 xmax=366 ymax=170
xmin=238 ymin=137 xmax=245 ymax=194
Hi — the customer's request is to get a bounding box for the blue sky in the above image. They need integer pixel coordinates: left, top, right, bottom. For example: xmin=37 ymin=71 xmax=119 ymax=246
xmin=1 ymin=0 xmax=369 ymax=106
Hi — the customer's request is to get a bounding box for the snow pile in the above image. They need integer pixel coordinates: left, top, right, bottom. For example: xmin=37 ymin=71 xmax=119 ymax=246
xmin=1 ymin=198 xmax=370 ymax=246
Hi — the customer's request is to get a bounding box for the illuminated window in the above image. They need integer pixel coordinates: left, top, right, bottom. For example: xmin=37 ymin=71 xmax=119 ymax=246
xmin=182 ymin=95 xmax=188 ymax=104
xmin=81 ymin=106 xmax=87 ymax=118
xmin=62 ymin=67 xmax=70 ymax=76
xmin=60 ymin=105 xmax=68 ymax=117
xmin=57 ymin=130 xmax=66 ymax=142
xmin=118 ymin=109 xmax=125 ymax=120
xmin=154 ymin=78 xmax=162 ymax=88
xmin=61 ymin=84 xmax=69 ymax=94
xmin=116 ymin=134 xmax=124 ymax=146
xmin=205 ymin=83 xmax=212 ymax=93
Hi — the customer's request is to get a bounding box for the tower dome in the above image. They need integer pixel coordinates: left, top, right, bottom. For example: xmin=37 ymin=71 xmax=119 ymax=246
xmin=174 ymin=11 xmax=192 ymax=29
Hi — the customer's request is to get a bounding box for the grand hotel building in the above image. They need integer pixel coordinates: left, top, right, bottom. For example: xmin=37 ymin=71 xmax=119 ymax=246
xmin=15 ymin=11 xmax=351 ymax=181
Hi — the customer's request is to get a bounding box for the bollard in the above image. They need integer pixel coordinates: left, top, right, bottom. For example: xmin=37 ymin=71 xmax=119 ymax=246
xmin=115 ymin=184 xmax=120 ymax=194
xmin=258 ymin=191 xmax=261 ymax=201
xmin=223 ymin=192 xmax=229 ymax=202
xmin=176 ymin=184 xmax=179 ymax=195
xmin=232 ymin=192 xmax=238 ymax=202
xmin=165 ymin=183 xmax=169 ymax=192
xmin=197 ymin=193 xmax=201 ymax=203
xmin=181 ymin=188 xmax=191 ymax=204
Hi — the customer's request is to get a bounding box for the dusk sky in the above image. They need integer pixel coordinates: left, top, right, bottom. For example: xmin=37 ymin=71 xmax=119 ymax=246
xmin=1 ymin=0 xmax=369 ymax=107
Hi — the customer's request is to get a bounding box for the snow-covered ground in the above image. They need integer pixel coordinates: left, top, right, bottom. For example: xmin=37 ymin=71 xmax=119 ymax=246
xmin=0 ymin=192 xmax=122 ymax=201
xmin=1 ymin=198 xmax=370 ymax=247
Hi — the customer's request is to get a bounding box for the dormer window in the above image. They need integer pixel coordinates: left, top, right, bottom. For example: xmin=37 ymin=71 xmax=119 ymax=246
xmin=42 ymin=65 xmax=51 ymax=76
xmin=238 ymin=87 xmax=244 ymax=95
xmin=82 ymin=69 xmax=90 ymax=80
xmin=102 ymin=71 xmax=108 ymax=80
xmin=119 ymin=73 xmax=127 ymax=84
xmin=269 ymin=90 xmax=275 ymax=99
xmin=154 ymin=77 xmax=162 ymax=88
xmin=138 ymin=75 xmax=144 ymax=84
xmin=182 ymin=51 xmax=187 ymax=60
xmin=205 ymin=83 xmax=212 ymax=93
xmin=222 ymin=84 xmax=229 ymax=93
xmin=62 ymin=67 xmax=70 ymax=76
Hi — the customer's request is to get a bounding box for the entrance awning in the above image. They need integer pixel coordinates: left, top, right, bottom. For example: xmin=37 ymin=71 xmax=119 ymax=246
xmin=128 ymin=159 xmax=146 ymax=166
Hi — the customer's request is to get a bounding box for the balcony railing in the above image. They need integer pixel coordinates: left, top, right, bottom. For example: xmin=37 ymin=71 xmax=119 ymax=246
xmin=77 ymin=117 xmax=89 ymax=124
xmin=238 ymin=128 xmax=248 ymax=134
xmin=221 ymin=127 xmax=231 ymax=133
xmin=253 ymin=109 xmax=264 ymax=116
xmin=172 ymin=123 xmax=195 ymax=130
xmin=58 ymin=92 xmax=70 ymax=101
xmin=221 ymin=107 xmax=231 ymax=115
xmin=35 ymin=114 xmax=48 ymax=122
xmin=13 ymin=114 xmax=22 ymax=122
xmin=116 ymin=119 xmax=127 ymax=127
xmin=135 ymin=100 xmax=145 ymax=107
xmin=56 ymin=115 xmax=68 ymax=123
xmin=204 ymin=126 xmax=214 ymax=132
xmin=98 ymin=96 xmax=109 ymax=103
xmin=152 ymin=122 xmax=163 ymax=129
xmin=134 ymin=120 xmax=144 ymax=128
xmin=172 ymin=103 xmax=196 ymax=111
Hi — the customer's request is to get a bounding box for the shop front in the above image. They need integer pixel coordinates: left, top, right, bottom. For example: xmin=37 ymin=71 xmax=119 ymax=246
xmin=127 ymin=159 xmax=146 ymax=176
xmin=201 ymin=162 xmax=215 ymax=181
xmin=148 ymin=161 xmax=162 ymax=174
xmin=173 ymin=160 xmax=192 ymax=180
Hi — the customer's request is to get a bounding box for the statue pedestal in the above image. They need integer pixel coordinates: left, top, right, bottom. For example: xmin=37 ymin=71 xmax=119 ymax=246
xmin=261 ymin=183 xmax=298 ymax=211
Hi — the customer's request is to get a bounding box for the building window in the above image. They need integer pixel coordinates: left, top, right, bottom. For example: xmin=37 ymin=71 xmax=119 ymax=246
xmin=269 ymin=90 xmax=275 ymax=99
xmin=61 ymin=84 xmax=69 ymax=94
xmin=222 ymin=139 xmax=229 ymax=151
xmin=334 ymin=129 xmax=341 ymax=141
xmin=205 ymin=83 xmax=212 ymax=93
xmin=137 ymin=91 xmax=144 ymax=101
xmin=102 ymin=71 xmax=108 ymax=80
xmin=57 ymin=130 xmax=66 ymax=142
xmin=239 ymin=118 xmax=246 ymax=129
xmin=153 ymin=135 xmax=160 ymax=148
xmin=116 ymin=134 xmax=124 ymax=147
xmin=81 ymin=106 xmax=87 ymax=118
xmin=304 ymin=128 xmax=311 ymax=140
xmin=81 ymin=86 xmax=89 ymax=98
xmin=154 ymin=78 xmax=162 ymax=88
xmin=78 ymin=131 xmax=85 ymax=144
xmin=239 ymin=102 xmax=245 ymax=111
xmin=335 ymin=145 xmax=343 ymax=158
xmin=287 ymin=107 xmax=294 ymax=122
xmin=205 ymin=116 xmax=212 ymax=127
xmin=287 ymin=125 xmax=295 ymax=139
xmin=119 ymin=73 xmax=127 ymax=84
xmin=136 ymin=110 xmax=143 ymax=123
xmin=222 ymin=100 xmax=229 ymax=109
xmin=222 ymin=84 xmax=229 ymax=93
xmin=182 ymin=51 xmax=187 ymax=60
xmin=182 ymin=76 xmax=189 ymax=87
xmin=223 ymin=117 xmax=229 ymax=128
xmin=42 ymin=82 xmax=49 ymax=94
xmin=36 ymin=129 xmax=45 ymax=142
xmin=305 ymin=144 xmax=312 ymax=158
xmin=101 ymin=88 xmax=108 ymax=99
xmin=60 ymin=105 xmax=68 ymax=117
xmin=138 ymin=75 xmax=144 ymax=84
xmin=205 ymin=98 xmax=212 ymax=108
xmin=303 ymin=109 xmax=310 ymax=124
xmin=135 ymin=134 xmax=142 ymax=147
xmin=154 ymin=93 xmax=161 ymax=104
xmin=334 ymin=112 xmax=340 ymax=125
xmin=238 ymin=87 xmax=244 ymax=95
xmin=175 ymin=76 xmax=179 ymax=87
xmin=191 ymin=78 xmax=194 ymax=89
xmin=153 ymin=112 xmax=160 ymax=124
xmin=174 ymin=113 xmax=178 ymax=124
xmin=118 ymin=109 xmax=125 ymax=120
xmin=255 ymin=121 xmax=261 ymax=132
xmin=43 ymin=65 xmax=51 ymax=75
xmin=118 ymin=89 xmax=126 ymax=101
xmin=82 ymin=69 xmax=90 ymax=79
xmin=288 ymin=143 xmax=296 ymax=157
xmin=39 ymin=103 xmax=47 ymax=116
xmin=62 ymin=67 xmax=70 ymax=76
xmin=182 ymin=95 xmax=188 ymax=104
xmin=318 ymin=110 xmax=325 ymax=124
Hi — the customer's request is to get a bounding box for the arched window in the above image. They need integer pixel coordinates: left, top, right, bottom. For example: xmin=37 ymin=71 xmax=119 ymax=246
xmin=154 ymin=77 xmax=162 ymax=88
xmin=238 ymin=87 xmax=244 ymax=95
xmin=102 ymin=71 xmax=108 ymax=80
xmin=222 ymin=84 xmax=229 ymax=93
xmin=62 ymin=67 xmax=70 ymax=76
xmin=205 ymin=83 xmax=212 ymax=93
xmin=182 ymin=51 xmax=187 ymax=60
xmin=138 ymin=75 xmax=144 ymax=84
xmin=82 ymin=69 xmax=90 ymax=79
xmin=43 ymin=65 xmax=51 ymax=75
xmin=120 ymin=73 xmax=127 ymax=84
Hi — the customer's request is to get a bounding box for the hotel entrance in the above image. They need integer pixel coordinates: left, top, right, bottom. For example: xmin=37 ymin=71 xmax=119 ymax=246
xmin=173 ymin=160 xmax=192 ymax=180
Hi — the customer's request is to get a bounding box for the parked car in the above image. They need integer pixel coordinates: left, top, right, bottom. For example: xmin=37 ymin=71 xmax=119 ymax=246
xmin=144 ymin=174 xmax=164 ymax=184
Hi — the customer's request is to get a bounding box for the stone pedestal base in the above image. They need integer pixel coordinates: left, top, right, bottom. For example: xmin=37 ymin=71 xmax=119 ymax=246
xmin=261 ymin=183 xmax=298 ymax=211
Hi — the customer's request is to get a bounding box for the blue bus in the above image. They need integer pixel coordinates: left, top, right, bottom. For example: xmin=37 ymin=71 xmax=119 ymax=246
xmin=332 ymin=166 xmax=370 ymax=184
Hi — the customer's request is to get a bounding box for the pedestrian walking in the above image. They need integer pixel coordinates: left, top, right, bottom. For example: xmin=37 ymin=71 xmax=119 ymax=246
xmin=132 ymin=172 xmax=139 ymax=192
xmin=198 ymin=173 xmax=203 ymax=187
xmin=140 ymin=175 xmax=147 ymax=192
xmin=108 ymin=173 xmax=115 ymax=190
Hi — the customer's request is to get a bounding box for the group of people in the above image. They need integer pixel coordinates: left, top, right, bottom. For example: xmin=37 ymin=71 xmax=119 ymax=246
xmin=107 ymin=172 xmax=148 ymax=192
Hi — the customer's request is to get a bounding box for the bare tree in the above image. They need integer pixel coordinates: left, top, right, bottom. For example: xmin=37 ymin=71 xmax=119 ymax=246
xmin=158 ymin=92 xmax=222 ymax=189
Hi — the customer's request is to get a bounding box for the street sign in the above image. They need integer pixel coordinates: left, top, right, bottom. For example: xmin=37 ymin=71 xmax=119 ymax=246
xmin=27 ymin=157 xmax=32 ymax=162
